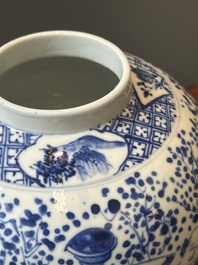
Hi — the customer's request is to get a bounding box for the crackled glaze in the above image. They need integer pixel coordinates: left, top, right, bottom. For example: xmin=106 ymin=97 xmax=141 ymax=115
xmin=0 ymin=32 xmax=197 ymax=265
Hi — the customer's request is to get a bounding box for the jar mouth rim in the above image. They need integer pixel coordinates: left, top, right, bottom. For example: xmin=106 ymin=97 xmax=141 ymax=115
xmin=0 ymin=31 xmax=131 ymax=133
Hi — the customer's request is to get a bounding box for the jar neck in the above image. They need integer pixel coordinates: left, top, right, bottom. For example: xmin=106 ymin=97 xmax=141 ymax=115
xmin=0 ymin=31 xmax=131 ymax=134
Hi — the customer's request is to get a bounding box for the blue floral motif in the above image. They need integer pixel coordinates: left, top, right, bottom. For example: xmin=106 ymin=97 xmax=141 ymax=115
xmin=126 ymin=55 xmax=170 ymax=106
xmin=166 ymin=118 xmax=198 ymax=212
xmin=0 ymin=194 xmax=54 ymax=264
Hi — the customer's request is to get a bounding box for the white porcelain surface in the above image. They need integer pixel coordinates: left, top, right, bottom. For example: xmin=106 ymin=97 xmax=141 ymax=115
xmin=0 ymin=31 xmax=197 ymax=265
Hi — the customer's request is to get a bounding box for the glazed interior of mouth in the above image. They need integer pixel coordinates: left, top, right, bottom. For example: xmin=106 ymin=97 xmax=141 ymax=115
xmin=0 ymin=31 xmax=131 ymax=133
xmin=0 ymin=33 xmax=123 ymax=110
xmin=0 ymin=56 xmax=120 ymax=109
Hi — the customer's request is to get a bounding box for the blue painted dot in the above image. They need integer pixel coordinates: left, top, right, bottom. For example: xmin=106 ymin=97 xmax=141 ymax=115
xmin=193 ymin=214 xmax=198 ymax=223
xmin=41 ymin=239 xmax=55 ymax=251
xmin=150 ymin=248 xmax=156 ymax=255
xmin=91 ymin=204 xmax=100 ymax=214
xmin=154 ymin=202 xmax=160 ymax=209
xmin=0 ymin=212 xmax=6 ymax=218
xmin=168 ymin=244 xmax=173 ymax=251
xmin=122 ymin=192 xmax=129 ymax=199
xmin=153 ymin=242 xmax=160 ymax=247
xmin=43 ymin=229 xmax=50 ymax=236
xmin=126 ymin=177 xmax=136 ymax=185
xmin=14 ymin=198 xmax=19 ymax=206
xmin=82 ymin=212 xmax=89 ymax=219
xmin=146 ymin=195 xmax=152 ymax=202
xmin=185 ymin=191 xmax=189 ymax=198
xmin=102 ymin=188 xmax=109 ymax=197
xmin=58 ymin=259 xmax=65 ymax=264
xmin=134 ymin=172 xmax=140 ymax=179
xmin=55 ymin=228 xmax=60 ymax=234
xmin=15 ymin=249 xmax=19 ymax=255
xmin=170 ymin=216 xmax=177 ymax=226
xmin=0 ymin=223 xmax=5 ymax=229
xmin=108 ymin=199 xmax=120 ymax=214
xmin=174 ymin=209 xmax=179 ymax=214
xmin=4 ymin=228 xmax=12 ymax=236
xmin=5 ymin=203 xmax=14 ymax=212
xmin=55 ymin=235 xmax=65 ymax=243
xmin=176 ymin=245 xmax=181 ymax=251
xmin=34 ymin=198 xmax=42 ymax=204
xmin=138 ymin=193 xmax=144 ymax=199
xmin=172 ymin=226 xmax=177 ymax=233
xmin=66 ymin=212 xmax=75 ymax=220
xmin=46 ymin=255 xmax=53 ymax=261
xmin=181 ymin=217 xmax=186 ymax=224
xmin=118 ymin=225 xmax=122 ymax=230
xmin=188 ymin=186 xmax=192 ymax=192
xmin=158 ymin=190 xmax=164 ymax=198
xmin=38 ymin=251 xmax=45 ymax=256
xmin=167 ymin=158 xmax=173 ymax=163
xmin=11 ymin=235 xmax=19 ymax=243
xmin=117 ymin=187 xmax=124 ymax=193
xmin=174 ymin=188 xmax=178 ymax=194
xmin=131 ymin=192 xmax=139 ymax=200
xmin=116 ymin=254 xmax=122 ymax=260
xmin=170 ymin=177 xmax=175 ymax=183
xmin=73 ymin=220 xmax=81 ymax=227
xmin=66 ymin=260 xmax=73 ymax=265
xmin=104 ymin=223 xmax=112 ymax=230
xmin=146 ymin=177 xmax=153 ymax=185
xmin=138 ymin=179 xmax=144 ymax=186
xmin=62 ymin=225 xmax=70 ymax=232
xmin=40 ymin=222 xmax=48 ymax=230
xmin=25 ymin=230 xmax=35 ymax=238
xmin=167 ymin=210 xmax=173 ymax=217
xmin=50 ymin=198 xmax=55 ymax=203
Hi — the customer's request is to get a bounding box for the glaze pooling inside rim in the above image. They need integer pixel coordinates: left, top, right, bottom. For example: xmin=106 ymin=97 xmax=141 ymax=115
xmin=0 ymin=53 xmax=177 ymax=188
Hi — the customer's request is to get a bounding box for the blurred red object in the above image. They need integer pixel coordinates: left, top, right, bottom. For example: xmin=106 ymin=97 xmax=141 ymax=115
xmin=186 ymin=86 xmax=198 ymax=102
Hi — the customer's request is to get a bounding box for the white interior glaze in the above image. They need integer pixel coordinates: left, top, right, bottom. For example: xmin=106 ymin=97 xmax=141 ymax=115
xmin=0 ymin=31 xmax=131 ymax=134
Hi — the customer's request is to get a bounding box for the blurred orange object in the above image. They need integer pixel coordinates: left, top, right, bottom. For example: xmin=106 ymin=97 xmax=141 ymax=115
xmin=186 ymin=86 xmax=198 ymax=102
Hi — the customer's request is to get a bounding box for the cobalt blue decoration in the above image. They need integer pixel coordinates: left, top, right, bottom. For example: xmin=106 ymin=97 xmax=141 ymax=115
xmin=0 ymin=31 xmax=197 ymax=264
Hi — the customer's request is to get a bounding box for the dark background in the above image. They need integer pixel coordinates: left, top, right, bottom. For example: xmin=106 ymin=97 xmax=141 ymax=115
xmin=0 ymin=0 xmax=198 ymax=87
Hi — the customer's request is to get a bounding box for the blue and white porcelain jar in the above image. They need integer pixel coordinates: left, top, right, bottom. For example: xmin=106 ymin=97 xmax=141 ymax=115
xmin=0 ymin=31 xmax=197 ymax=265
